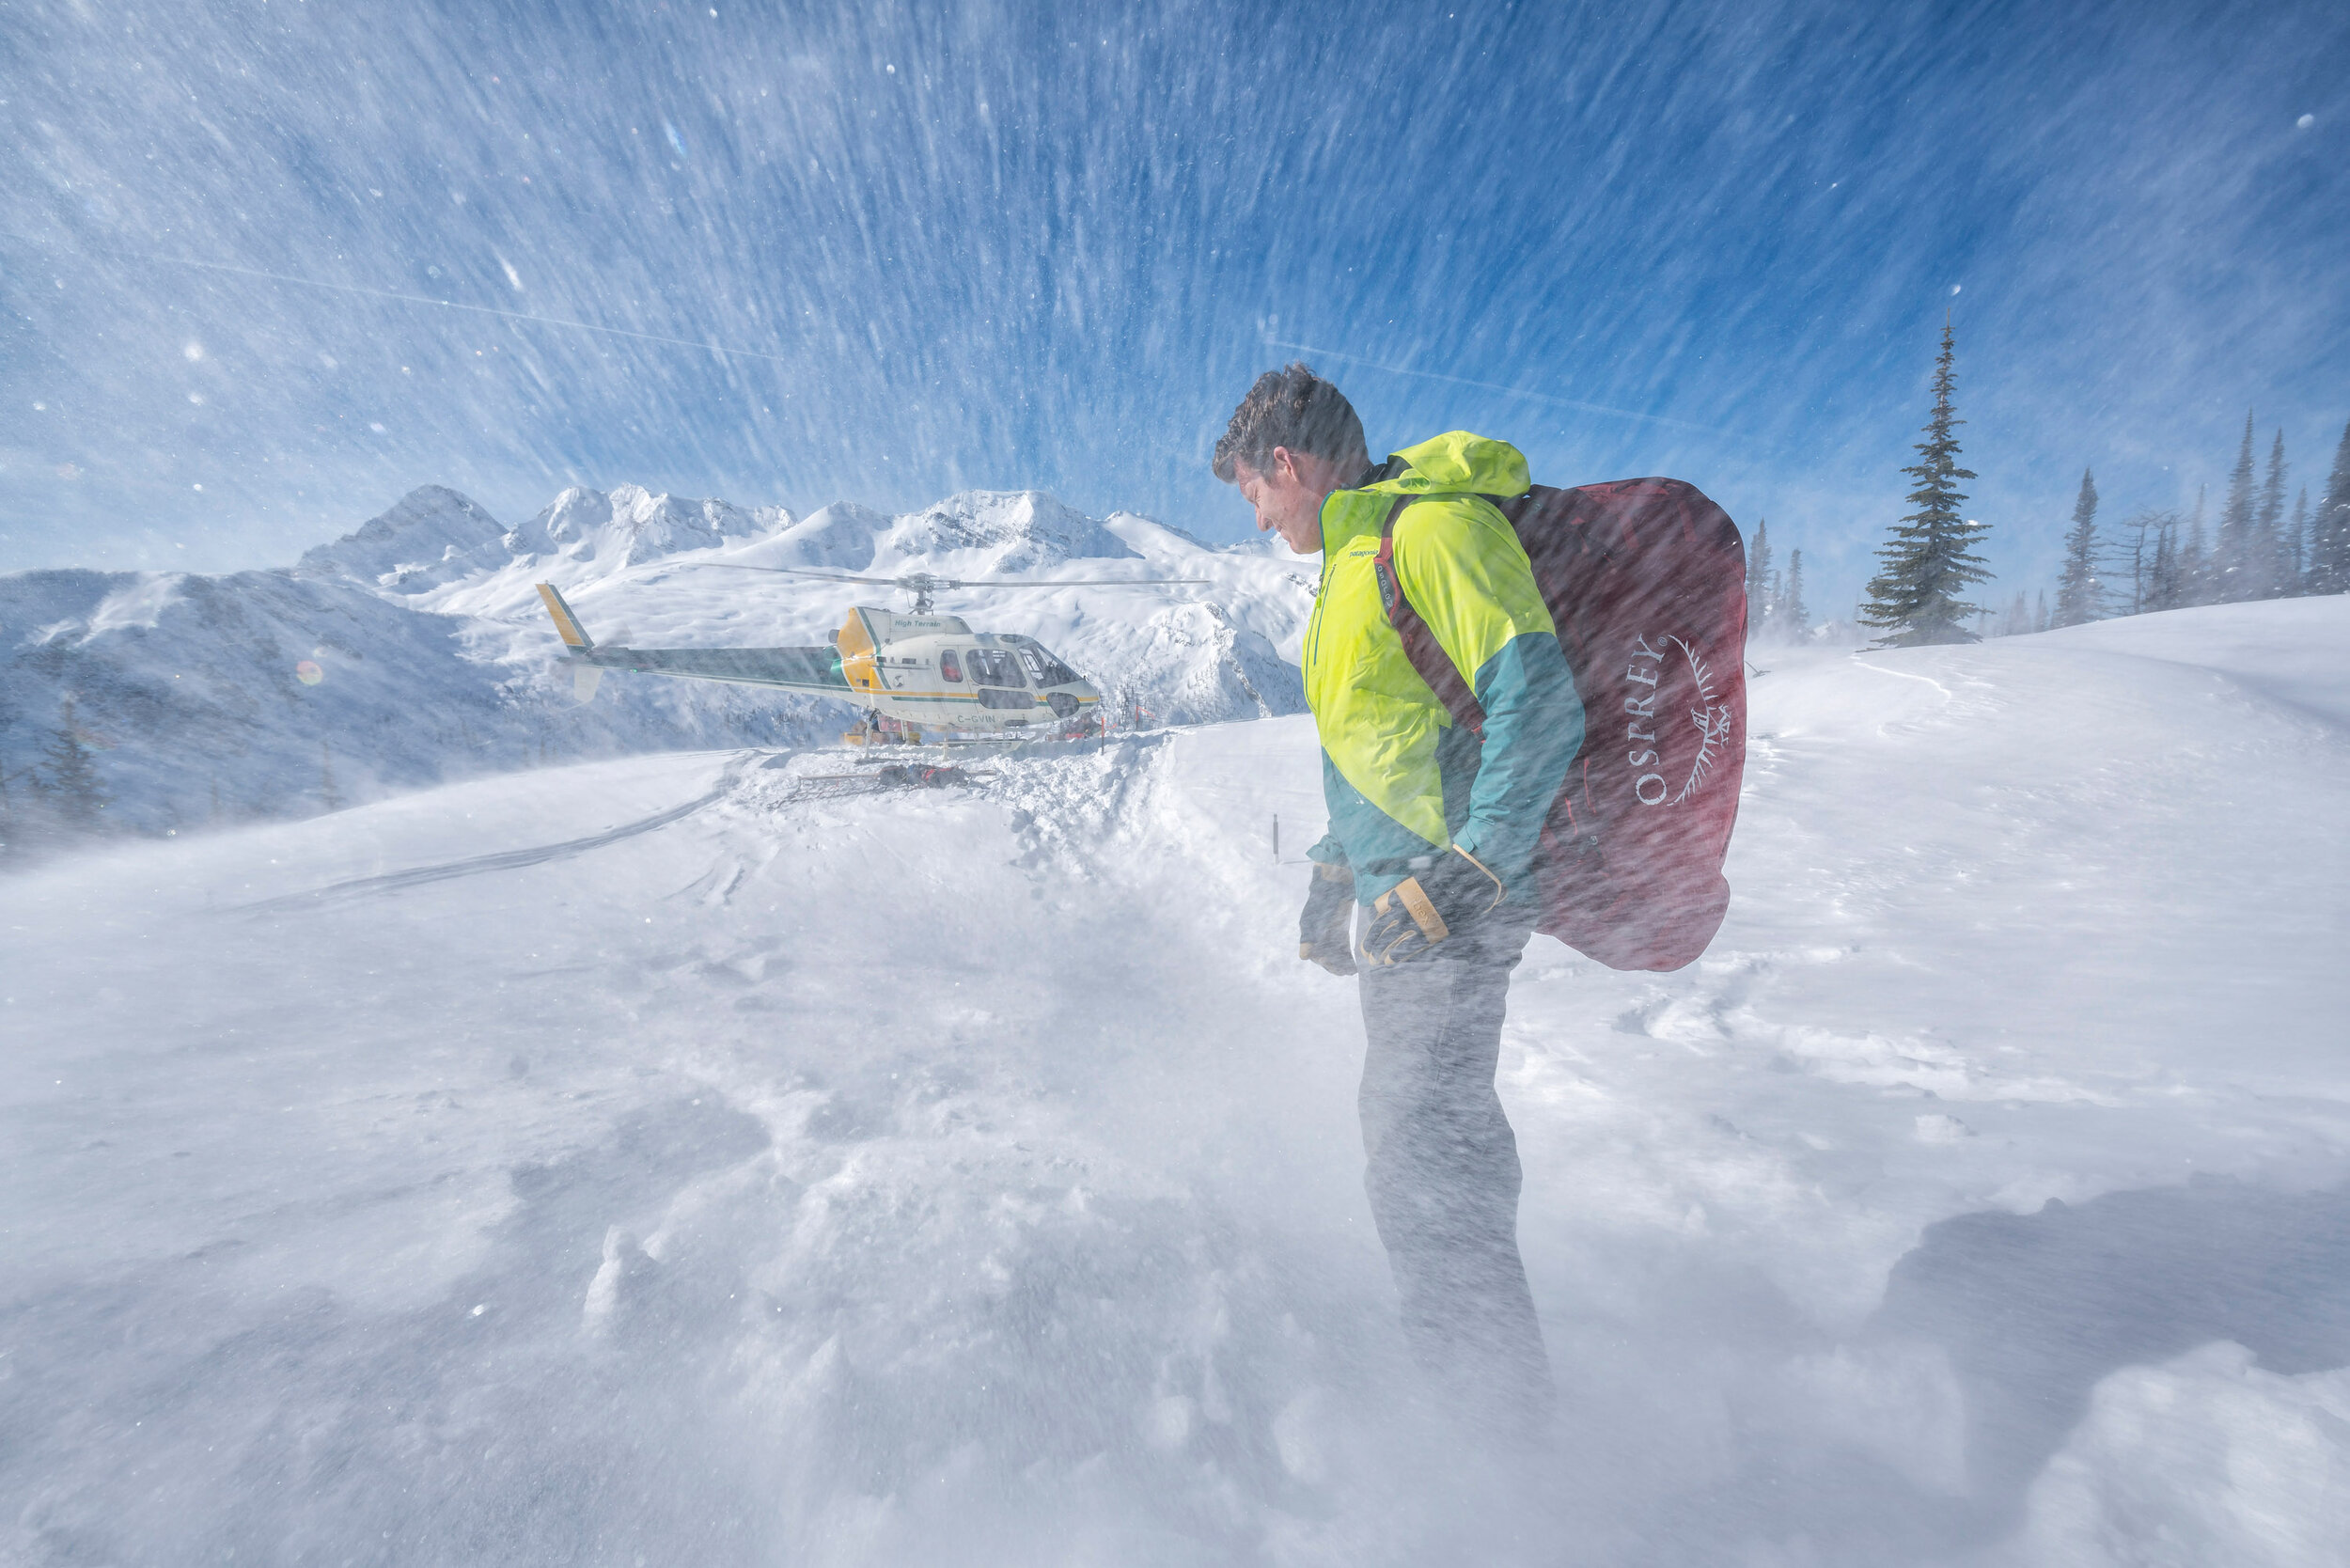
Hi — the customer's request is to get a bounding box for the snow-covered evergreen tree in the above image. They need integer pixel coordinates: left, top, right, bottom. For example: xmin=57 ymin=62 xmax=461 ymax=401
xmin=2217 ymin=413 xmax=2259 ymax=601
xmin=2182 ymin=485 xmax=2211 ymax=605
xmin=1998 ymin=588 xmax=2030 ymax=635
xmin=39 ymin=697 xmax=110 ymax=834
xmin=2317 ymin=419 xmax=2350 ymax=595
xmin=2117 ymin=507 xmax=2173 ymax=615
xmin=1860 ymin=321 xmax=1990 ymax=646
xmin=1745 ymin=517 xmax=1775 ymax=639
xmin=2144 ymin=510 xmax=2179 ymax=612
xmin=1778 ymin=548 xmax=1810 ymax=637
xmin=2288 ymin=487 xmax=2309 ymax=592
xmin=320 ymin=742 xmax=344 ymax=813
xmin=2254 ymin=430 xmax=2289 ymax=598
xmin=2034 ymin=588 xmax=2050 ymax=633
xmin=2053 ymin=467 xmax=2105 ymax=627
xmin=0 ymin=756 xmax=27 ymax=865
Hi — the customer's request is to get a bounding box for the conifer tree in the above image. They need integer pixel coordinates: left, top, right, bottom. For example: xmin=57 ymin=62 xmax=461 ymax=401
xmin=2141 ymin=509 xmax=2186 ymax=613
xmin=1999 ymin=588 xmax=2029 ymax=635
xmin=2034 ymin=588 xmax=2049 ymax=633
xmin=2315 ymin=418 xmax=2350 ymax=595
xmin=0 ymin=698 xmax=20 ymax=862
xmin=2182 ymin=484 xmax=2210 ymax=605
xmin=1746 ymin=517 xmax=1775 ymax=639
xmin=2255 ymin=430 xmax=2289 ymax=598
xmin=40 ymin=697 xmax=110 ymax=833
xmin=1778 ymin=549 xmax=1810 ymax=637
xmin=320 ymin=741 xmax=343 ymax=812
xmin=1860 ymin=321 xmax=1990 ymax=645
xmin=2116 ymin=507 xmax=2170 ymax=615
xmin=0 ymin=765 xmax=16 ymax=863
xmin=2053 ymin=467 xmax=2105 ymax=626
xmin=2288 ymin=487 xmax=2309 ymax=592
xmin=0 ymin=756 xmax=26 ymax=864
xmin=2217 ymin=412 xmax=2258 ymax=600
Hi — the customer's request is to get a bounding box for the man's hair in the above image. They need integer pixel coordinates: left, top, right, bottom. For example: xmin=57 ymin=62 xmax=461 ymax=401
xmin=1213 ymin=363 xmax=1366 ymax=483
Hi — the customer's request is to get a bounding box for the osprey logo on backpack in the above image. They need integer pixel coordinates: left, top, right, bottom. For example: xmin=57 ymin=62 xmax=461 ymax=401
xmin=1378 ymin=478 xmax=1749 ymax=972
xmin=1625 ymin=632 xmax=1733 ymax=808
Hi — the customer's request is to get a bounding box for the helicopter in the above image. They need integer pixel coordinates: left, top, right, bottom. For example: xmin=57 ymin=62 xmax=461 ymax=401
xmin=533 ymin=563 xmax=1205 ymax=742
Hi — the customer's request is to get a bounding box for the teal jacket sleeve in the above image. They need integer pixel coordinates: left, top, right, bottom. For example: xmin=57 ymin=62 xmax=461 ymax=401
xmin=1451 ymin=632 xmax=1582 ymax=888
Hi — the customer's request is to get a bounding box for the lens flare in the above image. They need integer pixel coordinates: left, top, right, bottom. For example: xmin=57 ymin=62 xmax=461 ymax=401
xmin=295 ymin=661 xmax=323 ymax=685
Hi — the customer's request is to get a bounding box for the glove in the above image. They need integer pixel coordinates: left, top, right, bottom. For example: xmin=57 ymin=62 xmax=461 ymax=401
xmin=1360 ymin=846 xmax=1507 ymax=966
xmin=1297 ymin=862 xmax=1358 ymax=976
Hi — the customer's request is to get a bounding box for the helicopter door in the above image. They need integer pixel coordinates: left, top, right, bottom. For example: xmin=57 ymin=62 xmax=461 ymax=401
xmin=966 ymin=648 xmax=1033 ymax=711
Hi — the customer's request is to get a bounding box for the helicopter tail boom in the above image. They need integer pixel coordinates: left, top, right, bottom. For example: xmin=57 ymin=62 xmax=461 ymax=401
xmin=537 ymin=583 xmax=596 ymax=651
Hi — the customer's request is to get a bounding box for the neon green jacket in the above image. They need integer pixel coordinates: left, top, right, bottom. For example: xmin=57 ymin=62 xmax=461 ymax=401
xmin=1304 ymin=431 xmax=1584 ymax=906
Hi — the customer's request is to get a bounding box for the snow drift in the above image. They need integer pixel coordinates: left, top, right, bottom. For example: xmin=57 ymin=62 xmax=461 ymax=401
xmin=2 ymin=597 xmax=2345 ymax=1564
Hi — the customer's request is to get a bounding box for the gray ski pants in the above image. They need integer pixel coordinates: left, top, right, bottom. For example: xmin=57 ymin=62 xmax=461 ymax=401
xmin=1355 ymin=912 xmax=1555 ymax=1433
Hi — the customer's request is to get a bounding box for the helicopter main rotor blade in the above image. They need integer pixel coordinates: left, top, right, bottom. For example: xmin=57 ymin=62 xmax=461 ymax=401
xmin=678 ymin=564 xmax=909 ymax=586
xmin=924 ymin=577 xmax=1214 ymax=588
xmin=676 ymin=564 xmax=1210 ymax=589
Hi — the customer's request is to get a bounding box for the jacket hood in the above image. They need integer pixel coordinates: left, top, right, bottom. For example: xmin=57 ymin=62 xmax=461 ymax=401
xmin=1369 ymin=431 xmax=1529 ymax=499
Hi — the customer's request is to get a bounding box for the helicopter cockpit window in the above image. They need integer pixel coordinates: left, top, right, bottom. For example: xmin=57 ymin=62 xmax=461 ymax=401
xmin=939 ymin=650 xmax=963 ymax=682
xmin=1018 ymin=648 xmax=1077 ymax=688
xmin=966 ymin=649 xmax=1023 ymax=686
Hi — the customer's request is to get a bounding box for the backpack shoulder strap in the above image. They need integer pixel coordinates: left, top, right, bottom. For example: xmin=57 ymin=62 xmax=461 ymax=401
xmin=1373 ymin=494 xmax=1490 ymax=739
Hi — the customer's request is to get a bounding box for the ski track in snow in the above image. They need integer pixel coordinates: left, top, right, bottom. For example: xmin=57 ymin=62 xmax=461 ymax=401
xmin=240 ymin=760 xmax=755 ymax=914
xmin=4 ymin=600 xmax=2349 ymax=1565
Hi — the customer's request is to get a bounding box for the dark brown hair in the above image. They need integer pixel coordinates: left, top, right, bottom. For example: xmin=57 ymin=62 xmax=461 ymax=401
xmin=1212 ymin=363 xmax=1366 ymax=483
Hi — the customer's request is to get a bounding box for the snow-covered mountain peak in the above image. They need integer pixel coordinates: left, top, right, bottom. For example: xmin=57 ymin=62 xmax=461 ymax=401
xmin=727 ymin=501 xmax=894 ymax=570
xmin=873 ymin=490 xmax=1141 ymax=574
xmin=295 ymin=485 xmax=509 ymax=591
xmin=1104 ymin=509 xmax=1213 ymax=550
xmin=522 ymin=484 xmax=791 ymax=571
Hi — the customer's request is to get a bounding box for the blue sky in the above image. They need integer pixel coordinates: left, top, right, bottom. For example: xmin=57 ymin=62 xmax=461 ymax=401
xmin=4 ymin=0 xmax=2346 ymax=619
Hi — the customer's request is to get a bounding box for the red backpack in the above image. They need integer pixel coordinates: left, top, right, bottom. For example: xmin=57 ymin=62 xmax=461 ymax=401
xmin=1375 ymin=478 xmax=1748 ymax=971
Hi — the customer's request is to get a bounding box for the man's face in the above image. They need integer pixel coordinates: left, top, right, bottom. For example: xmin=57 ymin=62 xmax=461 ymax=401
xmin=1235 ymin=447 xmax=1340 ymax=555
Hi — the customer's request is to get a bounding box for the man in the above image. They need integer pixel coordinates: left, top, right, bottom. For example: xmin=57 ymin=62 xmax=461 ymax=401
xmin=1214 ymin=364 xmax=1584 ymax=1436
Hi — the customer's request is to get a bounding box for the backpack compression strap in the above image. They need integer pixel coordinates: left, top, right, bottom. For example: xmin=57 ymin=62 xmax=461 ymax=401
xmin=1372 ymin=493 xmax=1526 ymax=742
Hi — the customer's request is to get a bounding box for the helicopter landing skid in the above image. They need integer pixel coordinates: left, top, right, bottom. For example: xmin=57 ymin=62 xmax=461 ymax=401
xmin=838 ymin=714 xmax=1105 ymax=754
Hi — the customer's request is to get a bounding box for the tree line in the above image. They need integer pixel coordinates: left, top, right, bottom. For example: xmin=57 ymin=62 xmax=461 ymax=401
xmin=2029 ymin=411 xmax=2350 ymax=632
xmin=0 ymin=690 xmax=349 ymax=867
xmin=1743 ymin=516 xmax=1813 ymax=644
xmin=1856 ymin=317 xmax=2350 ymax=646
xmin=0 ymin=694 xmax=116 ymax=864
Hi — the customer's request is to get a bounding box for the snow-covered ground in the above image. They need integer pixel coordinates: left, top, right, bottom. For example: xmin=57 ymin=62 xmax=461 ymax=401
xmin=4 ymin=598 xmax=2346 ymax=1564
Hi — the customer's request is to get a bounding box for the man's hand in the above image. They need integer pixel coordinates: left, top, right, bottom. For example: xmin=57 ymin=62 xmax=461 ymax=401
xmin=1361 ymin=847 xmax=1507 ymax=966
xmin=1298 ymin=862 xmax=1358 ymax=976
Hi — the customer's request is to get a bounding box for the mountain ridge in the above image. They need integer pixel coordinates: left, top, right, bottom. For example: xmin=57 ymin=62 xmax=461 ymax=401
xmin=2 ymin=482 xmax=1311 ymax=839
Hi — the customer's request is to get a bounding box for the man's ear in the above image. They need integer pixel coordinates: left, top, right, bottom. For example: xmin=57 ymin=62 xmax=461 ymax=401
xmin=1269 ymin=446 xmax=1300 ymax=485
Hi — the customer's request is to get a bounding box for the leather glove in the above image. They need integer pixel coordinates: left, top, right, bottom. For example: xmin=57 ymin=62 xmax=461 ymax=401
xmin=1298 ymin=862 xmax=1358 ymax=976
xmin=1361 ymin=846 xmax=1507 ymax=966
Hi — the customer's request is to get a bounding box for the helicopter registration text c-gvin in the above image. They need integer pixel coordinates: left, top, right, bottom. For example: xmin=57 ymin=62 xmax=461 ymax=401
xmin=534 ymin=583 xmax=1103 ymax=738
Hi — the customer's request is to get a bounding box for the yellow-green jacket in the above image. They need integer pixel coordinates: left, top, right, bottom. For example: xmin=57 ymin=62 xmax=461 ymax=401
xmin=1305 ymin=431 xmax=1584 ymax=906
